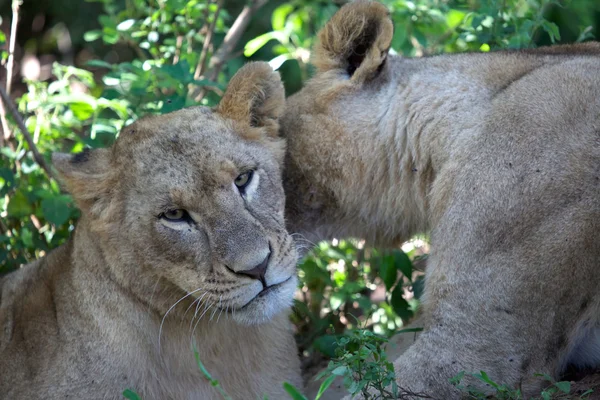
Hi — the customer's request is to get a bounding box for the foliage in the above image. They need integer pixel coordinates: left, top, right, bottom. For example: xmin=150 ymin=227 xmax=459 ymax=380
xmin=83 ymin=0 xmax=230 ymax=112
xmin=450 ymin=370 xmax=594 ymax=399
xmin=317 ymin=329 xmax=400 ymax=399
xmin=293 ymin=239 xmax=425 ymax=359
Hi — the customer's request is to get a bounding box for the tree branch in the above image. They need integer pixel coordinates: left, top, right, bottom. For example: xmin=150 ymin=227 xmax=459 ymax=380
xmin=209 ymin=0 xmax=268 ymax=75
xmin=194 ymin=0 xmax=223 ymax=80
xmin=0 ymin=85 xmax=57 ymax=180
xmin=191 ymin=0 xmax=268 ymax=101
xmin=1 ymin=0 xmax=22 ymax=147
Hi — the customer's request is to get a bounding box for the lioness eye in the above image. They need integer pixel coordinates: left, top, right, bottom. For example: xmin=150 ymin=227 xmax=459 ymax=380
xmin=234 ymin=170 xmax=253 ymax=191
xmin=161 ymin=209 xmax=189 ymax=222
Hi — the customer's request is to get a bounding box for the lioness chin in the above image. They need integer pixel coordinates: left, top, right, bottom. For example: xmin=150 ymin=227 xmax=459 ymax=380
xmin=282 ymin=1 xmax=600 ymax=398
xmin=0 ymin=62 xmax=301 ymax=399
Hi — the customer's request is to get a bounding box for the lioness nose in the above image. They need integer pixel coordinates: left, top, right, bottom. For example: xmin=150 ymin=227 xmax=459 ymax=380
xmin=236 ymin=250 xmax=270 ymax=287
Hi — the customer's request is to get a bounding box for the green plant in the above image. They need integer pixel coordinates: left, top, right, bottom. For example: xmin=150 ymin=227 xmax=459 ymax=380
xmin=293 ymin=239 xmax=425 ymax=361
xmin=450 ymin=370 xmax=594 ymax=400
xmin=314 ymin=329 xmax=429 ymax=400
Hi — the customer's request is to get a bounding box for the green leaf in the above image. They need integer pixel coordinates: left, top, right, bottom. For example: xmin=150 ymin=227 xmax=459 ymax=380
xmin=0 ymin=168 xmax=15 ymax=194
xmin=315 ymin=375 xmax=336 ymax=400
xmin=553 ymin=381 xmax=571 ymax=393
xmin=378 ymin=254 xmax=397 ymax=291
xmin=122 ymin=389 xmax=142 ymax=400
xmin=117 ymin=19 xmax=136 ymax=31
xmin=331 ymin=365 xmax=348 ymax=376
xmin=282 ymin=382 xmax=308 ymax=400
xmin=1 ymin=147 xmax=18 ymax=159
xmin=244 ymin=32 xmax=280 ymax=57
xmin=41 ymin=195 xmax=73 ymax=226
xmin=99 ymin=15 xmax=116 ymax=29
xmin=102 ymin=29 xmax=120 ymax=45
xmin=312 ymin=335 xmax=338 ymax=358
xmin=21 ymin=228 xmax=34 ymax=248
xmin=272 ymin=4 xmax=294 ymax=31
xmin=148 ymin=31 xmax=159 ymax=43
xmin=329 ymin=292 xmax=344 ymax=311
xmin=70 ymin=102 xmax=95 ymax=120
xmin=7 ymin=191 xmax=33 ymax=218
xmin=161 ymin=61 xmax=192 ymax=84
xmin=84 ymin=30 xmax=102 ymax=42
xmin=50 ymin=93 xmax=98 ymax=108
xmin=541 ymin=21 xmax=561 ymax=43
xmin=446 ymin=9 xmax=466 ymax=29
xmin=394 ymin=250 xmax=413 ymax=279
xmin=390 ymin=285 xmax=412 ymax=321
xmin=391 ymin=25 xmax=408 ymax=52
xmin=86 ymin=59 xmax=113 ymax=69
xmin=449 ymin=371 xmax=465 ymax=386
xmin=161 ymin=95 xmax=186 ymax=114
xmin=541 ymin=392 xmax=551 ymax=400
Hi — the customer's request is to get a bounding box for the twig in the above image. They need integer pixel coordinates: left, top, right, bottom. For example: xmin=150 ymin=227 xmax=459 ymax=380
xmin=194 ymin=0 xmax=223 ymax=80
xmin=0 ymin=85 xmax=57 ymax=180
xmin=208 ymin=0 xmax=268 ymax=75
xmin=173 ymin=35 xmax=184 ymax=64
xmin=6 ymin=0 xmax=20 ymax=95
xmin=190 ymin=0 xmax=268 ymax=101
xmin=1 ymin=0 xmax=21 ymax=146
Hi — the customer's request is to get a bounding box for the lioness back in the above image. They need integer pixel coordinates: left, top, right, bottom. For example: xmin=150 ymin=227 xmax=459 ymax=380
xmin=0 ymin=62 xmax=301 ymax=400
xmin=282 ymin=1 xmax=600 ymax=398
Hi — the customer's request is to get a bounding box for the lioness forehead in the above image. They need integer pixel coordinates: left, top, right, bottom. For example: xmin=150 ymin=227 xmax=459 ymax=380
xmin=117 ymin=106 xmax=220 ymax=147
xmin=110 ymin=107 xmax=261 ymax=188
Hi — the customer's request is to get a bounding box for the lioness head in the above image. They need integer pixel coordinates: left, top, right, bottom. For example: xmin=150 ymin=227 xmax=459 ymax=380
xmin=282 ymin=0 xmax=408 ymax=247
xmin=53 ymin=62 xmax=297 ymax=325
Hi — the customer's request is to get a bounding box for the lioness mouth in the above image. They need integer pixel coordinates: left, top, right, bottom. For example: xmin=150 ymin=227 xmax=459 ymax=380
xmin=239 ymin=275 xmax=293 ymax=309
xmin=258 ymin=276 xmax=292 ymax=298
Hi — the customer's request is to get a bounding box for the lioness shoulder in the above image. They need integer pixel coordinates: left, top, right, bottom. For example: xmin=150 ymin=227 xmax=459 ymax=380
xmin=0 ymin=62 xmax=301 ymax=400
xmin=282 ymin=1 xmax=600 ymax=398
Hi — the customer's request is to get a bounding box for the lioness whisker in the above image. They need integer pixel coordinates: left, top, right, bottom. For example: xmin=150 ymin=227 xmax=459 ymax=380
xmin=210 ymin=296 xmax=222 ymax=321
xmin=158 ymin=287 xmax=203 ymax=354
xmin=184 ymin=291 xmax=205 ymax=317
xmin=190 ymin=300 xmax=215 ymax=345
xmin=216 ymin=296 xmax=224 ymax=323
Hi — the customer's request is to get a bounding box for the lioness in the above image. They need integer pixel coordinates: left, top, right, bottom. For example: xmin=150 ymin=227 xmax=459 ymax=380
xmin=282 ymin=1 xmax=600 ymax=398
xmin=0 ymin=62 xmax=301 ymax=399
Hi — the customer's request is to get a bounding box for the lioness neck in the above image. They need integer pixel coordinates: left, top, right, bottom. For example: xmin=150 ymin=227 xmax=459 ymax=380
xmin=285 ymin=52 xmax=566 ymax=246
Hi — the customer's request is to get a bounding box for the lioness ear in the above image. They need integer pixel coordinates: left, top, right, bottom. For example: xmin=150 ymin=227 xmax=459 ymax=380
xmin=314 ymin=0 xmax=393 ymax=82
xmin=217 ymin=62 xmax=285 ymax=138
xmin=52 ymin=148 xmax=113 ymax=215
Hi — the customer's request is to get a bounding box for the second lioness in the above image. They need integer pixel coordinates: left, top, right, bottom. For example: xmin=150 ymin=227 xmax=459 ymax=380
xmin=282 ymin=1 xmax=600 ymax=398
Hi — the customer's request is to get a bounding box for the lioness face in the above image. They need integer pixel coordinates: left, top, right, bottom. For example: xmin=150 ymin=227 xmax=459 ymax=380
xmin=54 ymin=63 xmax=297 ymax=325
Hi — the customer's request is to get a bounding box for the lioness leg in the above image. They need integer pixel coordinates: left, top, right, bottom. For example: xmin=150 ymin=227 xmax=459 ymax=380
xmin=391 ymin=150 xmax=600 ymax=398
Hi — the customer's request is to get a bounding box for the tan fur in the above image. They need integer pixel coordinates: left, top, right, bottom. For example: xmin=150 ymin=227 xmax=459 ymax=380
xmin=0 ymin=62 xmax=301 ymax=399
xmin=282 ymin=1 xmax=600 ymax=398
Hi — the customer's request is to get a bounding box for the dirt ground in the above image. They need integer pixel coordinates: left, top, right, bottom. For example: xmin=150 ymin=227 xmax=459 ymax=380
xmin=565 ymin=369 xmax=600 ymax=399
